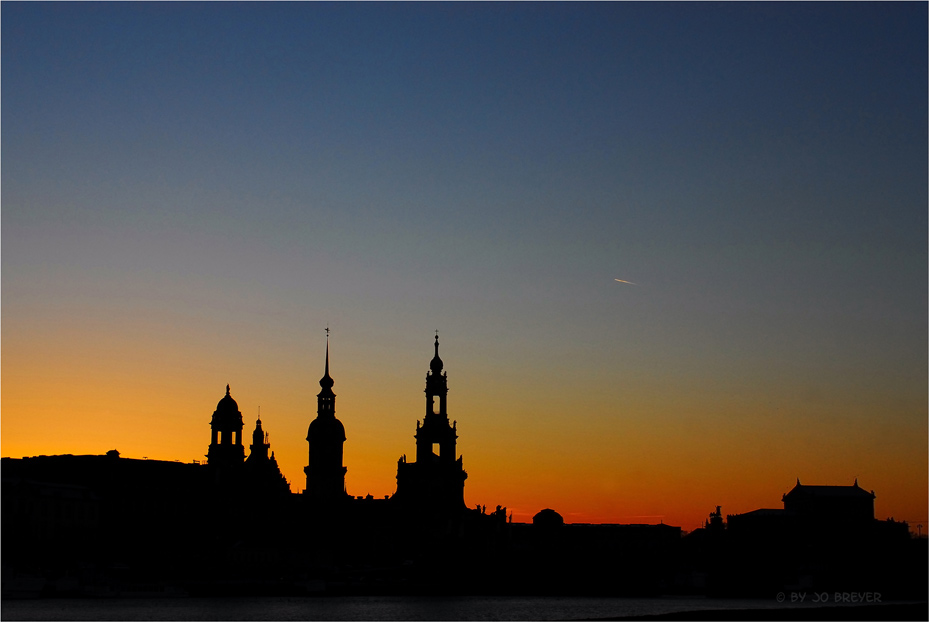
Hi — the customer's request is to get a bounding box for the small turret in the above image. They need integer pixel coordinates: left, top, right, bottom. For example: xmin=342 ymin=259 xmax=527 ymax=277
xmin=248 ymin=416 xmax=270 ymax=462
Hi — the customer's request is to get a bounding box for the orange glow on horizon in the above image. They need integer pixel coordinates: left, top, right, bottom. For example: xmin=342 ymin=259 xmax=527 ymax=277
xmin=2 ymin=323 xmax=926 ymax=534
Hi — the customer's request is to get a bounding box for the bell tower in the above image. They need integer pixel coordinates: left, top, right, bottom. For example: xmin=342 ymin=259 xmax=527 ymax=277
xmin=304 ymin=334 xmax=348 ymax=504
xmin=416 ymin=333 xmax=458 ymax=463
xmin=207 ymin=384 xmax=245 ymax=467
xmin=395 ymin=333 xmax=467 ymax=514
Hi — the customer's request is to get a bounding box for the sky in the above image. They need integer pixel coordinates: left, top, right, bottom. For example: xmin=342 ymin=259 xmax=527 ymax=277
xmin=2 ymin=2 xmax=926 ymax=532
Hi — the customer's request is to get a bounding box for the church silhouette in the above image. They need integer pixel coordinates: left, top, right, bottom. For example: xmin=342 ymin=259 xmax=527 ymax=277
xmin=200 ymin=333 xmax=485 ymax=518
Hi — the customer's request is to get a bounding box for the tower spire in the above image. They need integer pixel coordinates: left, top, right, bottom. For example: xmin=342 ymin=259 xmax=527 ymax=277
xmin=319 ymin=328 xmax=334 ymax=392
xmin=305 ymin=329 xmax=347 ymax=503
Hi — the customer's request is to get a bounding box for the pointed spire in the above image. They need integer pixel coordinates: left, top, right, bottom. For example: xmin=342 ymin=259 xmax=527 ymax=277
xmin=319 ymin=331 xmax=335 ymax=392
xmin=226 ymin=384 xmax=231 ymax=396
xmin=317 ymin=327 xmax=335 ymax=400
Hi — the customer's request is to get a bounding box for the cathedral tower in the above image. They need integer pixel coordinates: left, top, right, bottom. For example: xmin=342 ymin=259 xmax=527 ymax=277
xmin=304 ymin=337 xmax=348 ymax=503
xmin=207 ymin=385 xmax=245 ymax=467
xmin=395 ymin=334 xmax=467 ymax=514
xmin=416 ymin=333 xmax=458 ymax=464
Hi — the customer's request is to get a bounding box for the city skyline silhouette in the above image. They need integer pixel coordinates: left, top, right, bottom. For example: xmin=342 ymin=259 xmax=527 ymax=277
xmin=3 ymin=1 xmax=926 ymax=539
xmin=3 ymin=336 xmax=925 ymax=608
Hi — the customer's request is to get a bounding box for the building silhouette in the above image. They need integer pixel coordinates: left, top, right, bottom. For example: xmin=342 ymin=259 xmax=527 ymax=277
xmin=726 ymin=478 xmax=885 ymax=535
xmin=782 ymin=478 xmax=876 ymax=521
xmin=304 ymin=336 xmax=348 ymax=505
xmin=394 ymin=334 xmax=468 ymax=515
xmin=244 ymin=415 xmax=290 ymax=496
xmin=206 ymin=385 xmax=245 ymax=468
xmin=679 ymin=479 xmax=921 ymax=598
xmin=203 ymin=383 xmax=289 ymax=494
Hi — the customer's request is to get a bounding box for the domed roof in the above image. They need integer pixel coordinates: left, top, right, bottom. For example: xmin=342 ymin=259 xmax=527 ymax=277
xmin=307 ymin=415 xmax=346 ymax=443
xmin=319 ymin=367 xmax=334 ymax=391
xmin=216 ymin=384 xmax=239 ymax=411
xmin=211 ymin=384 xmax=243 ymax=427
xmin=430 ymin=334 xmax=444 ymax=373
xmin=532 ymin=508 xmax=564 ymax=527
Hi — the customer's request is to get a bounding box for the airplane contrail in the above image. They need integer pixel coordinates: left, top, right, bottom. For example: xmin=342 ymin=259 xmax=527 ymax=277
xmin=614 ymin=279 xmax=638 ymax=285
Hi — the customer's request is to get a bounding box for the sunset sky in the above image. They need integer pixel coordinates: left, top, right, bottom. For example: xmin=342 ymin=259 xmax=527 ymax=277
xmin=3 ymin=2 xmax=926 ymax=531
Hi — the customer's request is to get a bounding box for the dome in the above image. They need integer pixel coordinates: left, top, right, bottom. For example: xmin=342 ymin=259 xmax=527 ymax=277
xmin=308 ymin=416 xmax=346 ymax=443
xmin=211 ymin=384 xmax=243 ymax=427
xmin=216 ymin=384 xmax=239 ymax=411
xmin=532 ymin=508 xmax=564 ymax=527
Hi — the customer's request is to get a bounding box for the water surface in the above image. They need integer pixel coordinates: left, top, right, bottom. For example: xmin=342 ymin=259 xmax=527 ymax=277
xmin=1 ymin=594 xmax=845 ymax=621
